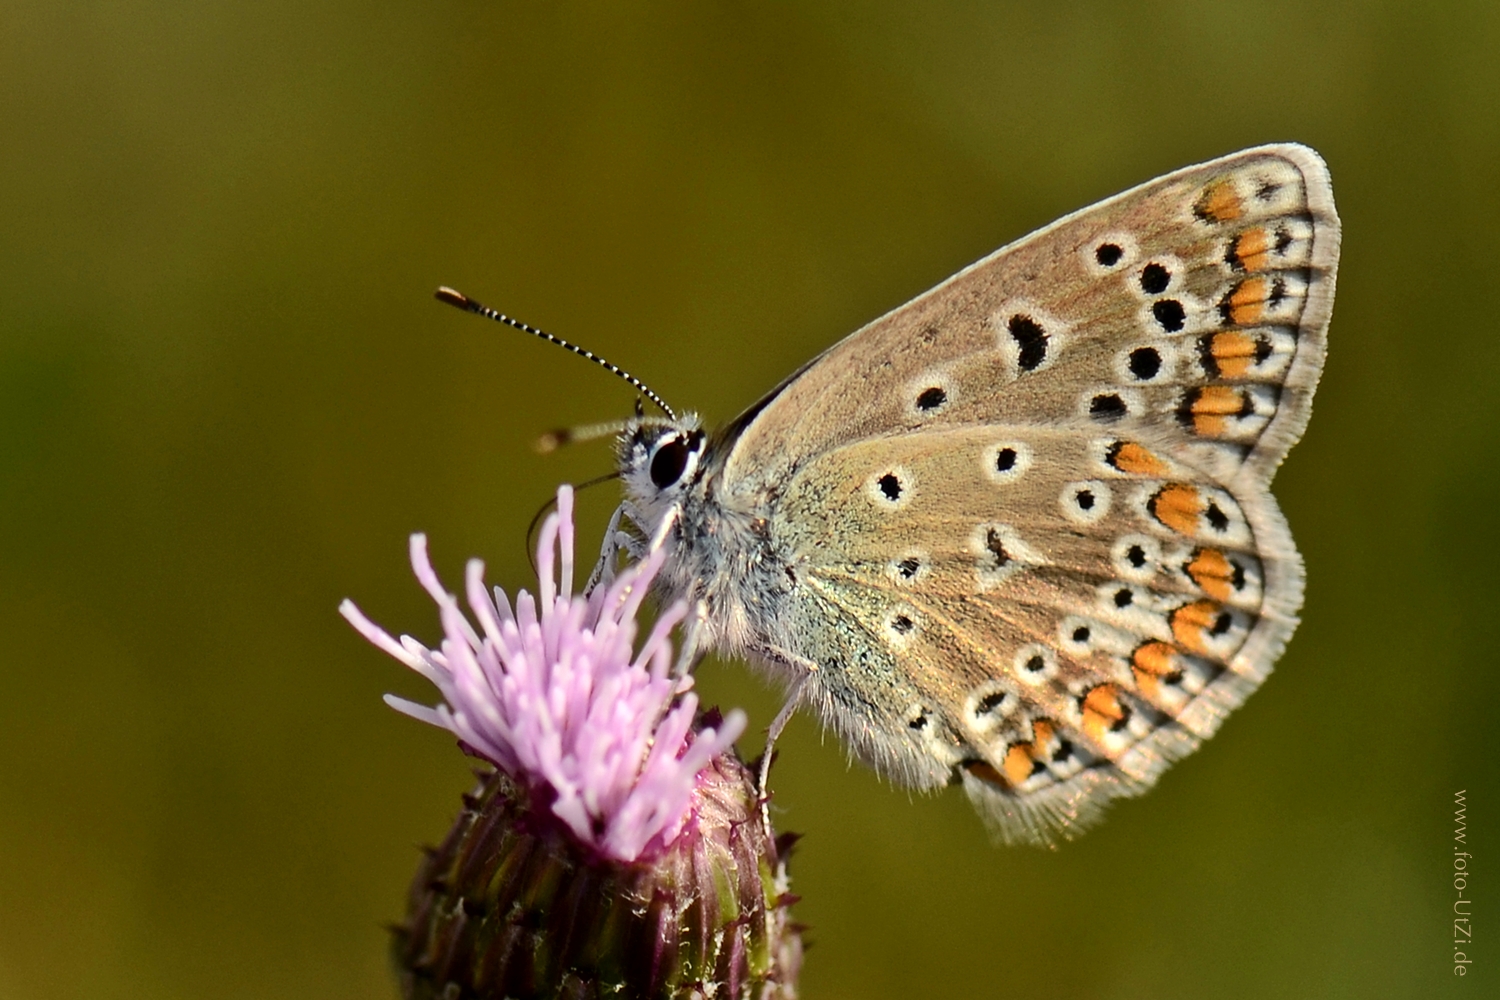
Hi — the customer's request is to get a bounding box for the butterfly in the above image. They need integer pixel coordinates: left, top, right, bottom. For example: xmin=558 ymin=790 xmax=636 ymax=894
xmin=452 ymin=144 xmax=1341 ymax=845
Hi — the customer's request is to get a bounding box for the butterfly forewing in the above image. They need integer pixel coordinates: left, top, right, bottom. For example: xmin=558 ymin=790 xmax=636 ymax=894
xmin=712 ymin=145 xmax=1338 ymax=845
xmin=722 ymin=145 xmax=1338 ymax=494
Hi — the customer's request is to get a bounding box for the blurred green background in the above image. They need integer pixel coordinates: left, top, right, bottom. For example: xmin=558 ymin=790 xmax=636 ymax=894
xmin=2 ymin=2 xmax=1496 ymax=997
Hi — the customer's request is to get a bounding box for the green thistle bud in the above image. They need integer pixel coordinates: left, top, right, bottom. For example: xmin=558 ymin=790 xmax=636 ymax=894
xmin=394 ymin=749 xmax=800 ymax=999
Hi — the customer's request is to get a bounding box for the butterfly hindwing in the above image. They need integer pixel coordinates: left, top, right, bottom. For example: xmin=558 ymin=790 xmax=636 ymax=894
xmin=774 ymin=423 xmax=1301 ymax=844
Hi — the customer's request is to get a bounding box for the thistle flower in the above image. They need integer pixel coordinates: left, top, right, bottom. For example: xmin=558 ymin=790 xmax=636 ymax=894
xmin=342 ymin=487 xmax=801 ymax=999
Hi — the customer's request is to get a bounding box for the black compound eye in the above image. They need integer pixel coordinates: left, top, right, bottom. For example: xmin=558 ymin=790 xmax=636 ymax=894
xmin=649 ymin=437 xmax=692 ymax=488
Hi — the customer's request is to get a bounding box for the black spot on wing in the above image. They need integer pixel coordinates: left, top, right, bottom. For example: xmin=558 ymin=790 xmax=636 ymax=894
xmin=1090 ymin=394 xmax=1127 ymax=421
xmin=1152 ymin=299 xmax=1186 ymax=332
xmin=1140 ymin=262 xmax=1171 ymax=294
xmin=1128 ymin=347 xmax=1161 ymax=380
xmin=1008 ymin=315 xmax=1049 ymax=371
xmin=916 ymin=386 xmax=947 ymax=411
xmin=985 ymin=528 xmax=1010 ymax=568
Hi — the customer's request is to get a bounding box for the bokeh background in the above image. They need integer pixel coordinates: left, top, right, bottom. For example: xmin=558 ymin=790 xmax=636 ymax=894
xmin=2 ymin=2 xmax=1496 ymax=997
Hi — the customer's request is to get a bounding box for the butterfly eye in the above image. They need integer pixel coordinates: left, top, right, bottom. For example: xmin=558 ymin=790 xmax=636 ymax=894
xmin=648 ymin=432 xmax=702 ymax=489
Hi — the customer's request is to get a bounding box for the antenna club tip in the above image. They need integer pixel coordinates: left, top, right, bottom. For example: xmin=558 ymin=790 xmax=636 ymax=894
xmin=534 ymin=429 xmax=569 ymax=454
xmin=433 ymin=291 xmax=677 ymax=418
xmin=434 ymin=286 xmax=472 ymax=309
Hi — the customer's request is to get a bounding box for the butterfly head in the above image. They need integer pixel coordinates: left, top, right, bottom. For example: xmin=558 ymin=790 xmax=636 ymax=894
xmin=618 ymin=412 xmax=708 ymax=523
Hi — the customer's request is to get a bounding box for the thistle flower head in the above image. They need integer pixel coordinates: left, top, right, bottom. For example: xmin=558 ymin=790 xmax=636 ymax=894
xmin=343 ymin=486 xmax=801 ymax=999
xmin=340 ymin=485 xmax=745 ymax=863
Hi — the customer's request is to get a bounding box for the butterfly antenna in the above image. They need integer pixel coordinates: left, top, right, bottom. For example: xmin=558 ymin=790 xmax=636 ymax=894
xmin=535 ymin=418 xmax=634 ymax=454
xmin=524 ymin=470 xmax=623 ymax=574
xmin=435 ymin=287 xmax=677 ymax=420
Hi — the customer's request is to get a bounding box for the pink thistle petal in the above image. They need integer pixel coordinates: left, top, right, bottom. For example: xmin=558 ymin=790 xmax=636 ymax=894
xmin=346 ymin=484 xmax=743 ymax=862
xmin=339 ymin=600 xmax=423 ymax=671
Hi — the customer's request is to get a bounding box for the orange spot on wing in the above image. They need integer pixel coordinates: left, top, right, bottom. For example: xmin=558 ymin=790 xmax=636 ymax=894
xmin=1226 ymin=277 xmax=1268 ymax=325
xmin=999 ymin=719 xmax=1062 ymax=785
xmin=1149 ymin=484 xmax=1202 ymax=534
xmin=1229 ymin=227 xmax=1271 ymax=271
xmin=1187 ymin=548 xmax=1236 ymax=601
xmin=1171 ymin=600 xmax=1223 ymax=654
xmin=1133 ymin=641 xmax=1177 ymax=677
xmin=1131 ymin=642 xmax=1180 ymax=699
xmin=1109 ymin=441 xmax=1168 ymax=476
xmin=1002 ymin=744 xmax=1035 ymax=786
xmin=1187 ymin=385 xmax=1245 ymax=437
xmin=1081 ymin=684 xmax=1129 ymax=741
xmin=1209 ymin=331 xmax=1257 ymax=379
xmin=1195 ymin=180 xmax=1243 ymax=223
xmin=1192 ymin=386 xmax=1245 ymax=413
xmin=1194 ymin=414 xmax=1227 ymax=437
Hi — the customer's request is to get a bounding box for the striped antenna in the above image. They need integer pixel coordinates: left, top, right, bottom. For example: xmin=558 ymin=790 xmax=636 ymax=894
xmin=434 ymin=287 xmax=676 ymax=420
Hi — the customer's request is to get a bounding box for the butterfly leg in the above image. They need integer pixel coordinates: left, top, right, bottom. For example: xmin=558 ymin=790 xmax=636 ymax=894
xmin=670 ymin=599 xmax=711 ymax=679
xmin=755 ymin=675 xmax=810 ymax=841
xmin=744 ymin=644 xmax=820 ymax=837
xmin=584 ymin=502 xmax=652 ymax=594
xmin=759 ymin=681 xmax=804 ymax=785
xmin=584 ymin=503 xmax=628 ymax=593
xmin=616 ymin=500 xmax=652 ymax=549
xmin=618 ymin=508 xmax=651 ymax=560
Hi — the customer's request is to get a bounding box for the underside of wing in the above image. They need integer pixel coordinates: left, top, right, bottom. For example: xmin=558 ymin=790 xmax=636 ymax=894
xmin=773 ymin=423 xmax=1303 ymax=846
xmin=724 ymin=144 xmax=1339 ymax=497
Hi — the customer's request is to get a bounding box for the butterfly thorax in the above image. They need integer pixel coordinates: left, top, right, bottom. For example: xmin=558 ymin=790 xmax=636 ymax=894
xmin=617 ymin=415 xmax=794 ymax=659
